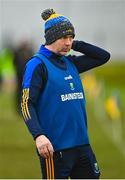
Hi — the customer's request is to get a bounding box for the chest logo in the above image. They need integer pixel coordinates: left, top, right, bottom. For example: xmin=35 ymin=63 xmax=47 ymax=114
xmin=70 ymin=82 xmax=75 ymax=90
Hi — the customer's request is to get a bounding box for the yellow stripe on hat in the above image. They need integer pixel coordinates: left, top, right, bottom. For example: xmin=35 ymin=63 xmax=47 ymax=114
xmin=46 ymin=13 xmax=63 ymax=21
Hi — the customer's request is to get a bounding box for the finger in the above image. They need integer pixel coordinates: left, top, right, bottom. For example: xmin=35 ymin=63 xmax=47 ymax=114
xmin=49 ymin=150 xmax=53 ymax=157
xmin=47 ymin=144 xmax=54 ymax=157
xmin=38 ymin=146 xmax=47 ymax=158
xmin=37 ymin=144 xmax=44 ymax=154
xmin=37 ymin=145 xmax=43 ymax=155
xmin=41 ymin=146 xmax=50 ymax=158
xmin=50 ymin=144 xmax=54 ymax=152
xmin=44 ymin=147 xmax=51 ymax=158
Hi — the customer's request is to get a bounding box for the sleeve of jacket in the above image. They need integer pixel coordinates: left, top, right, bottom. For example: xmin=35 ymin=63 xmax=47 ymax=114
xmin=21 ymin=57 xmax=47 ymax=140
xmin=68 ymin=40 xmax=111 ymax=73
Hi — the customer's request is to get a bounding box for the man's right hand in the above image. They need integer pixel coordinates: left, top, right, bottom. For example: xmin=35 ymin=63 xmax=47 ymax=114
xmin=35 ymin=135 xmax=54 ymax=158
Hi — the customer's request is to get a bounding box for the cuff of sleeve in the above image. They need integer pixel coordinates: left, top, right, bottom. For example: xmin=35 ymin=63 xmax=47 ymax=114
xmin=33 ymin=133 xmax=44 ymax=140
xmin=71 ymin=40 xmax=79 ymax=50
xmin=72 ymin=40 xmax=87 ymax=52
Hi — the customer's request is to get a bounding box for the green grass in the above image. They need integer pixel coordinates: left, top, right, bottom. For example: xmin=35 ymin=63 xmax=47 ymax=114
xmin=0 ymin=62 xmax=125 ymax=178
xmin=0 ymin=93 xmax=41 ymax=178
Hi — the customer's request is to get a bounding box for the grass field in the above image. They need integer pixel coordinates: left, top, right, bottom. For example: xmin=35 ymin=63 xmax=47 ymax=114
xmin=0 ymin=61 xmax=125 ymax=179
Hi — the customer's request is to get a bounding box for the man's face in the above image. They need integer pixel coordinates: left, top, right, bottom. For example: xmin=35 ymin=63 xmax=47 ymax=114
xmin=51 ymin=35 xmax=73 ymax=56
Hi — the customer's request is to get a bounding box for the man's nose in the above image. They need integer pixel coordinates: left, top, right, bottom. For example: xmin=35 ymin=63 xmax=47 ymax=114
xmin=65 ymin=38 xmax=72 ymax=45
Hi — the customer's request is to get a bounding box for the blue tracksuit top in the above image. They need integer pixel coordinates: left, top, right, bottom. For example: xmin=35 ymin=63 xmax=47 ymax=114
xmin=21 ymin=41 xmax=110 ymax=151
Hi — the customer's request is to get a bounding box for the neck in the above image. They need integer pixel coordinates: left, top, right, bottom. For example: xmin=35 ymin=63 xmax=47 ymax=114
xmin=45 ymin=45 xmax=58 ymax=55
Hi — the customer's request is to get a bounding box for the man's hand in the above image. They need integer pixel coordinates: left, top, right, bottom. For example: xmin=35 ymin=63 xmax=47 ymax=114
xmin=36 ymin=135 xmax=54 ymax=158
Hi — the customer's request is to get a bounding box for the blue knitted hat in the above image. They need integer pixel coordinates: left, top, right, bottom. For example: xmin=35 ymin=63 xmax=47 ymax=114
xmin=41 ymin=9 xmax=75 ymax=45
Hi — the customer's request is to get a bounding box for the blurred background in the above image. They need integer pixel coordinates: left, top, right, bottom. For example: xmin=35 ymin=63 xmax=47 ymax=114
xmin=0 ymin=0 xmax=125 ymax=178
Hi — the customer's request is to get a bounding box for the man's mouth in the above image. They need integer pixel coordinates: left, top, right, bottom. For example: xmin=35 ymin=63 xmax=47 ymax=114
xmin=62 ymin=48 xmax=70 ymax=52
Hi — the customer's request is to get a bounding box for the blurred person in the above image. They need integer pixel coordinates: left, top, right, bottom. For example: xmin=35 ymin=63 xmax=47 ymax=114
xmin=0 ymin=56 xmax=3 ymax=90
xmin=0 ymin=47 xmax=14 ymax=91
xmin=13 ymin=40 xmax=34 ymax=114
xmin=21 ymin=9 xmax=110 ymax=179
xmin=0 ymin=72 xmax=3 ymax=90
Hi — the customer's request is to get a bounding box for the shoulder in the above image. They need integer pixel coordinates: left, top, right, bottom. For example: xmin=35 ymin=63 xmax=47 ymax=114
xmin=26 ymin=57 xmax=42 ymax=69
xmin=25 ymin=56 xmax=47 ymax=76
xmin=23 ymin=57 xmax=46 ymax=88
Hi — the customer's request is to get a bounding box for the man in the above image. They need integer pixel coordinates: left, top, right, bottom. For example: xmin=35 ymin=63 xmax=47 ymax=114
xmin=21 ymin=8 xmax=110 ymax=179
xmin=13 ymin=40 xmax=34 ymax=115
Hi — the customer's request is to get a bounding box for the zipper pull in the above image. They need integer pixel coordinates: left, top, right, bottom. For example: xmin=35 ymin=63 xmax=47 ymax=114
xmin=60 ymin=151 xmax=63 ymax=158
